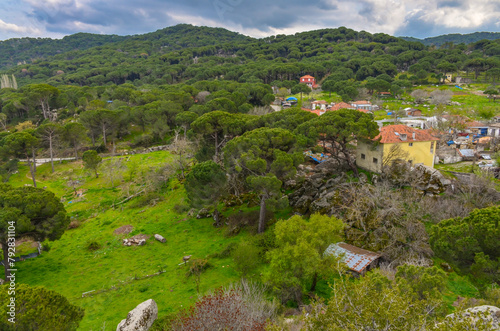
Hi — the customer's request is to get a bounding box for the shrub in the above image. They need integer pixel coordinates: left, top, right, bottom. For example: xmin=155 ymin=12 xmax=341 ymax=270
xmin=86 ymin=240 xmax=101 ymax=251
xmin=41 ymin=243 xmax=51 ymax=253
xmin=0 ymin=284 xmax=84 ymax=330
xmin=67 ymin=220 xmax=81 ymax=229
xmin=173 ymin=202 xmax=190 ymax=214
xmin=170 ymin=281 xmax=276 ymax=331
xmin=226 ymin=209 xmax=273 ymax=236
xmin=232 ymin=241 xmax=262 ymax=276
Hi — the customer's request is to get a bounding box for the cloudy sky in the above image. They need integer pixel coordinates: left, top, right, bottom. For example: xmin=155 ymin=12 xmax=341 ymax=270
xmin=0 ymin=0 xmax=499 ymax=41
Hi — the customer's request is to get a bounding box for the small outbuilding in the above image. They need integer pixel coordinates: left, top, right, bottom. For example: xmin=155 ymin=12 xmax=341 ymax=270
xmin=324 ymin=242 xmax=381 ymax=275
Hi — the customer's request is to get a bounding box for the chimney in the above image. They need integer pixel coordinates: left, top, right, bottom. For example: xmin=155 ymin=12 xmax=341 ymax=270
xmin=412 ymin=132 xmax=416 ymax=140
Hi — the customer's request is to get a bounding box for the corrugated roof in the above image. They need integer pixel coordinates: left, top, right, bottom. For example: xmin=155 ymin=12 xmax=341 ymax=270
xmin=376 ymin=124 xmax=439 ymax=144
xmin=324 ymin=242 xmax=380 ymax=273
xmin=459 ymin=149 xmax=475 ymax=157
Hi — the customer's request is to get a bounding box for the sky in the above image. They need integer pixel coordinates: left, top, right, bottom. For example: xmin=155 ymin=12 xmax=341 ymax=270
xmin=0 ymin=0 xmax=499 ymax=41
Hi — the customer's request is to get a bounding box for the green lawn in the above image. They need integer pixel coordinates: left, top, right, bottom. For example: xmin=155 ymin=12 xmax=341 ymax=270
xmin=6 ymin=151 xmax=249 ymax=330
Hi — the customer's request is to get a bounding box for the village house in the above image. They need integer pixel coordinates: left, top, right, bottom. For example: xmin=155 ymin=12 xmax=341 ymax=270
xmin=350 ymin=100 xmax=378 ymax=112
xmin=300 ymin=75 xmax=318 ymax=89
xmin=487 ymin=123 xmax=500 ymax=137
xmin=404 ymin=107 xmax=423 ymax=117
xmin=356 ymin=124 xmax=439 ymax=173
xmin=324 ymin=242 xmax=381 ymax=276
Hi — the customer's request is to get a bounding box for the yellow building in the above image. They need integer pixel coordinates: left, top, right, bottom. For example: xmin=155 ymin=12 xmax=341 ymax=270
xmin=356 ymin=124 xmax=439 ymax=173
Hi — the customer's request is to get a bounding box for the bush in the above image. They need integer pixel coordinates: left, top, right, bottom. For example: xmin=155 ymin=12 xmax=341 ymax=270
xmin=41 ymin=243 xmax=51 ymax=253
xmin=173 ymin=202 xmax=190 ymax=214
xmin=210 ymin=242 xmax=237 ymax=259
xmin=67 ymin=220 xmax=81 ymax=229
xmin=132 ymin=134 xmax=154 ymax=147
xmin=86 ymin=240 xmax=101 ymax=251
xmin=0 ymin=284 xmax=84 ymax=330
xmin=232 ymin=241 xmax=262 ymax=276
xmin=226 ymin=209 xmax=273 ymax=236
xmin=170 ymin=281 xmax=276 ymax=331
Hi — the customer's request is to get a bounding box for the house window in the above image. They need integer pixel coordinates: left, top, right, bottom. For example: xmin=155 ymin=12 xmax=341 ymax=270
xmin=373 ymin=157 xmax=378 ymax=164
xmin=409 ymin=143 xmax=413 ymax=147
xmin=361 ymin=153 xmax=366 ymax=160
xmin=430 ymin=141 xmax=434 ymax=153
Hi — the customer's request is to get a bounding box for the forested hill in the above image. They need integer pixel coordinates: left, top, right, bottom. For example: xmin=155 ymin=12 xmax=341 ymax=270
xmin=0 ymin=24 xmax=251 ymax=72
xmin=401 ymin=32 xmax=500 ymax=46
xmin=0 ymin=24 xmax=499 ymax=89
xmin=0 ymin=33 xmax=128 ymax=69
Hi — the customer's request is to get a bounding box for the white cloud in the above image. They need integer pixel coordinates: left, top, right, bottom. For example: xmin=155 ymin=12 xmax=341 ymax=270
xmin=0 ymin=19 xmax=41 ymax=34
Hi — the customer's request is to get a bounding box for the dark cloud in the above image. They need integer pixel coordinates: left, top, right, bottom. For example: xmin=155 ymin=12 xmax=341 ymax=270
xmin=0 ymin=0 xmax=499 ymax=41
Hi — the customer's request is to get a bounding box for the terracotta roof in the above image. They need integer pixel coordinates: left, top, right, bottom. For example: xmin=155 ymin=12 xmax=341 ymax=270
xmin=376 ymin=124 xmax=439 ymax=144
xmin=325 ymin=242 xmax=380 ymax=273
xmin=467 ymin=121 xmax=488 ymax=128
xmin=352 ymin=100 xmax=371 ymax=105
xmin=301 ymin=75 xmax=314 ymax=79
xmin=301 ymin=108 xmax=320 ymax=116
xmin=312 ymin=100 xmax=328 ymax=104
xmin=330 ymin=102 xmax=355 ymax=111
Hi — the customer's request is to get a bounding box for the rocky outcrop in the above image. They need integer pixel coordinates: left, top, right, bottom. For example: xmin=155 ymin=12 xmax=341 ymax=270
xmin=444 ymin=305 xmax=500 ymax=330
xmin=412 ymin=164 xmax=452 ymax=195
xmin=117 ymin=299 xmax=158 ymax=331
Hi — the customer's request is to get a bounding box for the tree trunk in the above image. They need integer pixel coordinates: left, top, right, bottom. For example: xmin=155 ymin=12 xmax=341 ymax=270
xmin=49 ymin=136 xmax=54 ymax=173
xmin=26 ymin=156 xmax=36 ymax=187
xmin=2 ymin=242 xmax=12 ymax=281
xmin=258 ymin=195 xmax=267 ymax=234
xmin=102 ymin=126 xmax=107 ymax=146
xmin=310 ymin=272 xmax=318 ymax=292
xmin=32 ymin=148 xmax=37 ymax=173
xmin=213 ymin=208 xmax=221 ymax=227
xmin=74 ymin=144 xmax=78 ymax=160
xmin=95 ymin=169 xmax=99 ymax=178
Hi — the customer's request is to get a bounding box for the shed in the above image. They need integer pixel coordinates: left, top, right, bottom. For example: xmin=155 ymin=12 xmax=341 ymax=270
xmin=324 ymin=242 xmax=381 ymax=275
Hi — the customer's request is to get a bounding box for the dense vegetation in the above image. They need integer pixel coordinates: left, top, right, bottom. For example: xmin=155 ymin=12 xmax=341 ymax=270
xmin=0 ymin=24 xmax=498 ymax=91
xmin=0 ymin=24 xmax=499 ymax=330
xmin=401 ymin=32 xmax=500 ymax=47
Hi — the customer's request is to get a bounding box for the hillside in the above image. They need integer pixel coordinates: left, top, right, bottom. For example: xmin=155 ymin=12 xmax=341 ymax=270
xmin=0 ymin=24 xmax=252 ymax=73
xmin=0 ymin=33 xmax=128 ymax=70
xmin=0 ymin=24 xmax=498 ymax=89
xmin=401 ymin=32 xmax=500 ymax=46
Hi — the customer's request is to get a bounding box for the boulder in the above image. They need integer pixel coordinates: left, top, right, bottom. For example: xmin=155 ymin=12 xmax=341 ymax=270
xmin=116 ymin=299 xmax=158 ymax=331
xmin=154 ymin=234 xmax=166 ymax=243
xmin=412 ymin=164 xmax=452 ymax=195
xmin=138 ymin=239 xmax=146 ymax=246
xmin=196 ymin=208 xmax=211 ymax=219
xmin=444 ymin=305 xmax=500 ymax=330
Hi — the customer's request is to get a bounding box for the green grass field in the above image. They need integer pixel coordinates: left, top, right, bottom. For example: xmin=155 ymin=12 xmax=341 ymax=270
xmin=6 ymin=151 xmax=251 ymax=330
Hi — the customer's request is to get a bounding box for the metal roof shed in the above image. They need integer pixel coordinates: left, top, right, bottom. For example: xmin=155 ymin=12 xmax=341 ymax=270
xmin=325 ymin=242 xmax=381 ymax=274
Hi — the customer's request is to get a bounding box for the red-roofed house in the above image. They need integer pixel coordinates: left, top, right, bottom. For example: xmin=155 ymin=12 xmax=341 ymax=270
xmin=300 ymin=75 xmax=317 ymax=89
xmin=356 ymin=124 xmax=439 ymax=173
xmin=330 ymin=102 xmax=355 ymax=111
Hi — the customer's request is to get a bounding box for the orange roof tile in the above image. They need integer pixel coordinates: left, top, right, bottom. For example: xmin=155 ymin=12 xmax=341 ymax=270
xmin=330 ymin=102 xmax=355 ymax=111
xmin=376 ymin=124 xmax=439 ymax=144
xmin=352 ymin=100 xmax=371 ymax=105
xmin=301 ymin=75 xmax=314 ymax=79
xmin=302 ymin=108 xmax=320 ymax=116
